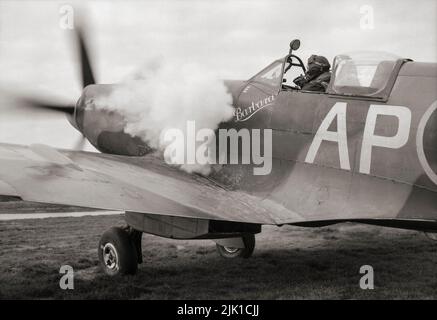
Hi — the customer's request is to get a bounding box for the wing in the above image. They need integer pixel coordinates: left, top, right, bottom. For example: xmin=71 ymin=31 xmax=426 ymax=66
xmin=0 ymin=143 xmax=302 ymax=224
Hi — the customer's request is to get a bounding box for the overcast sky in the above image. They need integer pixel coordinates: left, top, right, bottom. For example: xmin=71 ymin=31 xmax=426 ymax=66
xmin=0 ymin=0 xmax=436 ymax=150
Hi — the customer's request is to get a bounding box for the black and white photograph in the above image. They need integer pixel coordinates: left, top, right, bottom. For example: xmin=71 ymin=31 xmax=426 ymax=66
xmin=0 ymin=0 xmax=436 ymax=306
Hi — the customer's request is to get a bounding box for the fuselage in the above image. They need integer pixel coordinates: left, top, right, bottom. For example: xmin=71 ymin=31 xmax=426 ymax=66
xmin=215 ymin=59 xmax=437 ymax=225
xmin=73 ymin=57 xmax=437 ymax=226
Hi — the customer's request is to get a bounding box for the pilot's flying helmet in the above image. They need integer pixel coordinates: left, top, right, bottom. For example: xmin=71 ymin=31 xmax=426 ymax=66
xmin=307 ymin=55 xmax=331 ymax=73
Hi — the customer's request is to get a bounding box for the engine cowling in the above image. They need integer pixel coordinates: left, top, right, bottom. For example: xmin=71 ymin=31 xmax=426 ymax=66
xmin=74 ymin=84 xmax=152 ymax=156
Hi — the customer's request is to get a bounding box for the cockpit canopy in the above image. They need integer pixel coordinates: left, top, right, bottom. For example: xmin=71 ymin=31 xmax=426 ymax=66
xmin=328 ymin=51 xmax=406 ymax=99
xmin=249 ymin=46 xmax=409 ymax=102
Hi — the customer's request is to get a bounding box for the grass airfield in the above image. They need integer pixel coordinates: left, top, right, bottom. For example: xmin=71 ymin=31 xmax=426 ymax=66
xmin=1 ymin=198 xmax=437 ymax=299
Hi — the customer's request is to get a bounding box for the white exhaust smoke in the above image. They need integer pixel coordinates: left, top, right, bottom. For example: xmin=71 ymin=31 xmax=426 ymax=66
xmin=92 ymin=58 xmax=235 ymax=175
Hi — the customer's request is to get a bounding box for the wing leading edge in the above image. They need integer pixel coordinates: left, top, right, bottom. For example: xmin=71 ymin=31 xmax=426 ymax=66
xmin=0 ymin=143 xmax=303 ymax=225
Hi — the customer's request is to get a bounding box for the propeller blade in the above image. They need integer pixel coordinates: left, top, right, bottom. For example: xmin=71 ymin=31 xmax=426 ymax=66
xmin=0 ymin=10 xmax=96 ymax=138
xmin=32 ymin=102 xmax=75 ymax=115
xmin=10 ymin=96 xmax=75 ymax=116
xmin=75 ymin=25 xmax=96 ymax=88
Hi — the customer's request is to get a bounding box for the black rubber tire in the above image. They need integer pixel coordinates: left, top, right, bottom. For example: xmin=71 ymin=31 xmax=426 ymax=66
xmin=216 ymin=234 xmax=255 ymax=259
xmin=98 ymin=227 xmax=138 ymax=276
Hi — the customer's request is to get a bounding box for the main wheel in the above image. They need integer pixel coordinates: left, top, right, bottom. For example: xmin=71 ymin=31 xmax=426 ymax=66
xmin=98 ymin=227 xmax=138 ymax=276
xmin=216 ymin=234 xmax=255 ymax=259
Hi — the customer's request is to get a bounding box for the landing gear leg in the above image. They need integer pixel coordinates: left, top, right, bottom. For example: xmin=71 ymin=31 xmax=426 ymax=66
xmin=124 ymin=225 xmax=143 ymax=264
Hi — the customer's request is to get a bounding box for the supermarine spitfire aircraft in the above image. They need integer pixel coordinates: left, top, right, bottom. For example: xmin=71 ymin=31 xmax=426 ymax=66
xmin=1 ymin=26 xmax=436 ymax=276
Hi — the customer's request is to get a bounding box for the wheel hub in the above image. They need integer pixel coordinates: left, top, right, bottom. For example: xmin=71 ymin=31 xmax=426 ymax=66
xmin=223 ymin=246 xmax=240 ymax=254
xmin=102 ymin=243 xmax=119 ymax=271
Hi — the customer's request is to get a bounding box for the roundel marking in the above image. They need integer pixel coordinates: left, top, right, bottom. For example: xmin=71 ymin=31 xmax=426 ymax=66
xmin=416 ymin=100 xmax=437 ymax=185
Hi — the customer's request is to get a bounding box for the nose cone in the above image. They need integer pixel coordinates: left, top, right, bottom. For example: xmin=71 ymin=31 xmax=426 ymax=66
xmin=74 ymin=83 xmax=153 ymax=156
xmin=75 ymin=84 xmax=119 ymax=131
xmin=78 ymin=84 xmax=117 ymax=107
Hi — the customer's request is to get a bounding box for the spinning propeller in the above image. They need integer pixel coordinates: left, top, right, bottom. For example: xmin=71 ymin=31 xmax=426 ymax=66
xmin=3 ymin=20 xmax=97 ymax=149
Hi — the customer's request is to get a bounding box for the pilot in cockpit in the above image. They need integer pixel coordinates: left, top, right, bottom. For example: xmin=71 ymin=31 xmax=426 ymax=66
xmin=293 ymin=55 xmax=331 ymax=92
